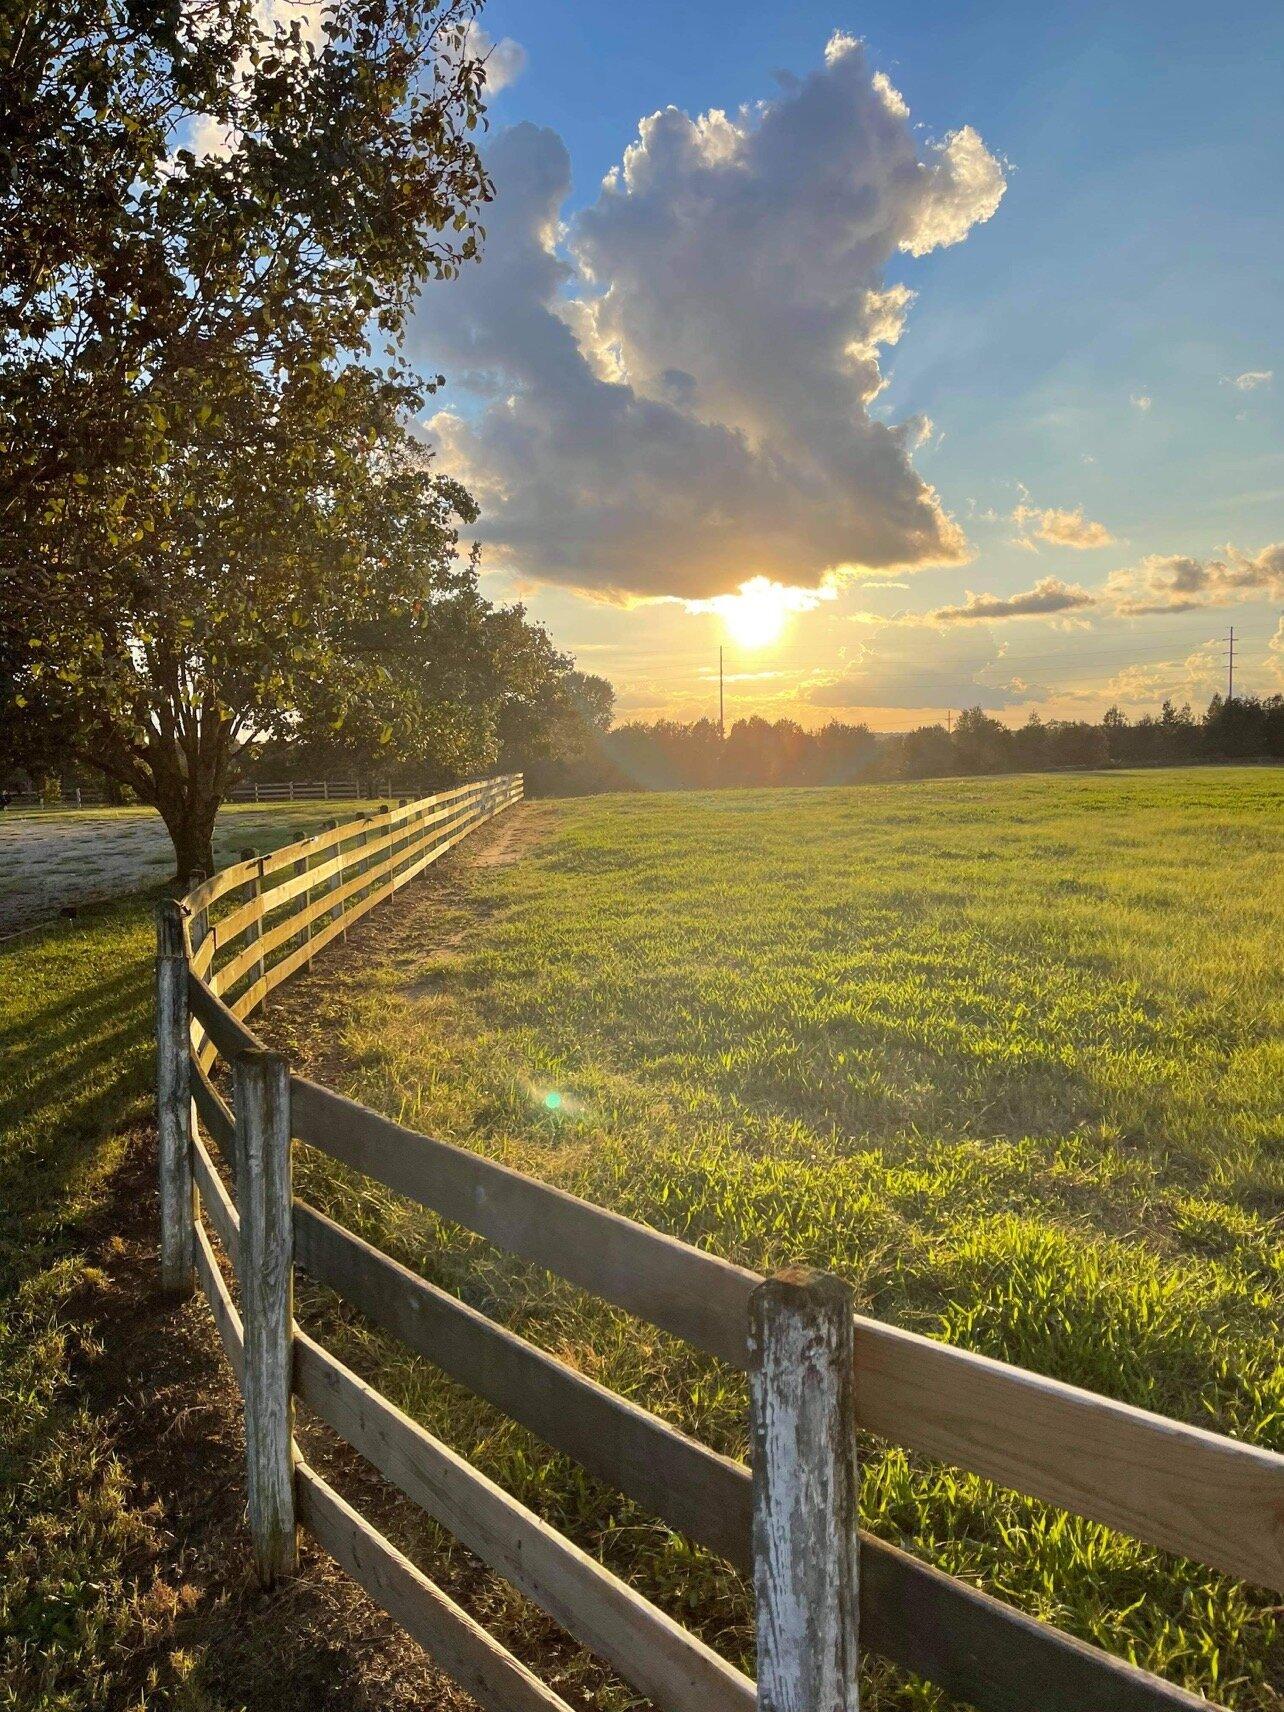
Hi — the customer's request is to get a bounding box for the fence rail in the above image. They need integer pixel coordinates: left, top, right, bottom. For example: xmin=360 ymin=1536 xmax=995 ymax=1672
xmin=3 ymin=778 xmax=403 ymax=812
xmin=155 ymin=769 xmax=1278 ymax=1712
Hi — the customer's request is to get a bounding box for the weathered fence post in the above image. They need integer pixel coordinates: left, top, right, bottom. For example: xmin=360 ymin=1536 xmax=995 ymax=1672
xmin=322 ymin=819 xmax=346 ymax=937
xmin=749 ymin=1267 xmax=859 ymax=1712
xmin=187 ymin=870 xmax=208 ymax=959
xmin=240 ymin=847 xmax=266 ymax=997
xmin=156 ymin=898 xmax=195 ymax=1298
xmin=233 ymin=1048 xmax=298 ymax=1585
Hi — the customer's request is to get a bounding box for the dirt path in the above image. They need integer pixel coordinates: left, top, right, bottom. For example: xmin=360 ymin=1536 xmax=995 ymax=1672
xmin=260 ymin=801 xmax=554 ymax=1087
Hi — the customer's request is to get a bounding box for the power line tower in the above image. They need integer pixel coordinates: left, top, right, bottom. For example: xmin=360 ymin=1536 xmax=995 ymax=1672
xmin=1226 ymin=626 xmax=1236 ymax=702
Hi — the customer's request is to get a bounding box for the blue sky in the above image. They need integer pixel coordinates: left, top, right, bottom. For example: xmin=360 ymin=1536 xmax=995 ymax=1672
xmin=412 ymin=1 xmax=1283 ymax=727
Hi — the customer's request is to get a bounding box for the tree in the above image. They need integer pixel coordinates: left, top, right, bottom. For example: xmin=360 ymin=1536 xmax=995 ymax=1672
xmin=1 ymin=0 xmax=495 ymax=875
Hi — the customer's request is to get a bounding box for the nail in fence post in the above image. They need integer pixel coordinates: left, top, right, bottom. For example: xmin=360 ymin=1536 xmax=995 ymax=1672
xmin=156 ymin=899 xmax=195 ymax=1297
xmin=749 ymin=1267 xmax=860 ymax=1712
xmin=232 ymin=1049 xmax=298 ymax=1586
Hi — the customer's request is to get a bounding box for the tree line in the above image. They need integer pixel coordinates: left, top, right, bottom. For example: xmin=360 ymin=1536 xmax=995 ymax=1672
xmin=528 ymin=694 xmax=1284 ymax=794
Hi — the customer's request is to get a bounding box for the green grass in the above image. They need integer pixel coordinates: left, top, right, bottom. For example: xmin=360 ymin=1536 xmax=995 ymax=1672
xmin=287 ymin=769 xmax=1284 ymax=1708
xmin=0 ymin=799 xmax=392 ymax=1711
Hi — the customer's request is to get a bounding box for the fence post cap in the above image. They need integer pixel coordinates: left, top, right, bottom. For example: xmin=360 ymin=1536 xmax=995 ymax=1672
xmin=156 ymin=895 xmax=190 ymax=954
xmin=752 ymin=1266 xmax=853 ymax=1308
xmin=239 ymin=846 xmax=258 ymax=860
xmin=232 ymin=1045 xmax=288 ymax=1072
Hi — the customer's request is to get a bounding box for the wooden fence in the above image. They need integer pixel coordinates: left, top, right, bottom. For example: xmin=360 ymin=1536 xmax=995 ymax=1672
xmin=155 ymin=772 xmax=1282 ymax=1712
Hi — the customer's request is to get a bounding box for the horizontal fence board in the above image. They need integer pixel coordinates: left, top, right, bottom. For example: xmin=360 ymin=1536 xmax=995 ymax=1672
xmin=191 ymin=1061 xmax=235 ymax=1161
xmin=293 ymin=1330 xmax=755 ymax=1712
xmin=852 ymin=1322 xmax=1284 ymax=1593
xmin=296 ymin=1463 xmax=573 ymax=1712
xmin=293 ymin=1203 xmax=751 ymax=1566
xmin=194 ymin=1218 xmax=244 ymax=1384
xmin=293 ymin=1204 xmax=1217 ymax=1712
xmin=290 ymin=1083 xmax=1284 ymax=1591
xmin=290 ymin=1079 xmax=759 ymax=1369
xmin=193 ymin=1134 xmax=240 ymax=1257
xmin=187 ymin=969 xmax=264 ymax=1059
xmin=859 ymin=1536 xmax=1220 ymax=1712
xmin=209 ymin=893 xmax=262 ymax=955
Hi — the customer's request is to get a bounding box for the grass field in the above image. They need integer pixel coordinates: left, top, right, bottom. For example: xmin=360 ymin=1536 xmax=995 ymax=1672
xmin=277 ymin=769 xmax=1284 ymax=1709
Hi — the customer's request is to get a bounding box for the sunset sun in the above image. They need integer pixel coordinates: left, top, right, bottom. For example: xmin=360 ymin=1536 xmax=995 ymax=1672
xmin=722 ymin=584 xmax=789 ymax=648
xmin=691 ymin=576 xmax=835 ymax=650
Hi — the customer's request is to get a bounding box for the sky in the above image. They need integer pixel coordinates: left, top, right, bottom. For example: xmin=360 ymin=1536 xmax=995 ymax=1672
xmin=404 ymin=0 xmax=1283 ymax=730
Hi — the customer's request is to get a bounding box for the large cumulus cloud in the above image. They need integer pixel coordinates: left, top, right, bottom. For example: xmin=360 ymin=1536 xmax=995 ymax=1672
xmin=412 ymin=35 xmax=1005 ymax=603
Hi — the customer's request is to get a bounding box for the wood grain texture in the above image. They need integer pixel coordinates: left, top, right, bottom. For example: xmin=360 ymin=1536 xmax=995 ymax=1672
xmin=293 ymin=1330 xmax=755 ymax=1712
xmin=290 ymin=1078 xmax=1284 ymax=1591
xmin=193 ymin=1132 xmax=239 ymax=1259
xmin=290 ymin=1209 xmax=1224 ymax=1711
xmin=193 ymin=1218 xmax=244 ymax=1384
xmin=190 ymin=1059 xmax=235 ymax=1162
xmin=187 ymin=967 xmax=263 ymax=1057
xmin=156 ymin=902 xmax=194 ymax=1297
xmin=293 ymin=1201 xmax=751 ymax=1564
xmin=750 ymin=1269 xmax=859 ymax=1712
xmin=290 ymin=1078 xmax=760 ymax=1368
xmin=233 ymin=1049 xmax=298 ymax=1585
xmin=296 ymin=1462 xmax=574 ymax=1712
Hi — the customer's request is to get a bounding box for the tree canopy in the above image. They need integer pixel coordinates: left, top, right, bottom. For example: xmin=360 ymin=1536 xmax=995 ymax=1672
xmin=0 ymin=0 xmax=601 ymax=874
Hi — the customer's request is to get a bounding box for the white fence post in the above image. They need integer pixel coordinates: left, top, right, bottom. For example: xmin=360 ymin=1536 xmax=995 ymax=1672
xmin=750 ymin=1267 xmax=860 ymax=1712
xmin=233 ymin=1048 xmax=298 ymax=1586
xmin=156 ymin=898 xmax=195 ymax=1297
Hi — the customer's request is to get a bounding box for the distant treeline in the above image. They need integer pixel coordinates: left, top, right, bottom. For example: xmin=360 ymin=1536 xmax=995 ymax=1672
xmin=527 ymin=693 xmax=1284 ymax=794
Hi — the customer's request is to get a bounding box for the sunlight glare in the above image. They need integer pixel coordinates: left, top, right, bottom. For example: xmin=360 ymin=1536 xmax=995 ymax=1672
xmin=689 ymin=576 xmax=836 ymax=650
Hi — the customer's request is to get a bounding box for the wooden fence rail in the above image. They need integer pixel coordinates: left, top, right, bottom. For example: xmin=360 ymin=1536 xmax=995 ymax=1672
xmin=155 ymin=769 xmax=1279 ymax=1712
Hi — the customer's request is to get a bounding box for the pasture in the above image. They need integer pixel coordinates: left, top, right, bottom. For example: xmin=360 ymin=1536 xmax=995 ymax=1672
xmin=2 ymin=767 xmax=1280 ymax=1710
xmin=272 ymin=768 xmax=1284 ymax=1708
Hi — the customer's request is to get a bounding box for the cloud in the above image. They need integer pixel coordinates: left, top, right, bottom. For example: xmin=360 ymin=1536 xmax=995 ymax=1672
xmin=1011 ymin=499 xmax=1113 ymax=550
xmin=802 ymin=621 xmax=1042 ymax=710
xmin=930 ymin=577 xmax=1096 ymax=622
xmin=1225 ymin=370 xmax=1273 ymax=391
xmin=1130 ymin=393 xmax=1152 ymax=412
xmin=464 ymin=23 xmax=527 ymax=94
xmin=1107 ymin=542 xmax=1284 ymax=615
xmin=1269 ymin=618 xmax=1284 ymax=688
xmin=412 ymin=36 xmax=1005 ymax=602
xmin=1071 ymin=644 xmax=1225 ymax=709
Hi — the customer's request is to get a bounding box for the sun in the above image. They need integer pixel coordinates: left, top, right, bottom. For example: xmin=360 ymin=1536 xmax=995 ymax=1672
xmin=686 ymin=575 xmax=836 ymax=649
xmin=722 ymin=585 xmax=789 ymax=648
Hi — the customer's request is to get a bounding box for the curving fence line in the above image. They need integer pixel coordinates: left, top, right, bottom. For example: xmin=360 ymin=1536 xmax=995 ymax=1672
xmin=154 ymin=772 xmax=1279 ymax=1712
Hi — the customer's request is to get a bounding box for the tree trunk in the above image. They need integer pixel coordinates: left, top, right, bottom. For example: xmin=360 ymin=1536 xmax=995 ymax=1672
xmin=158 ymin=791 xmax=219 ymax=885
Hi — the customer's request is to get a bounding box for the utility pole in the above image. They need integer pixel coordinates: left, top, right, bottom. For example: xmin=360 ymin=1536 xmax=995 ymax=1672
xmin=1226 ymin=626 xmax=1236 ymax=702
xmin=719 ymin=644 xmax=725 ymax=739
xmin=946 ymin=709 xmax=952 ymax=734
